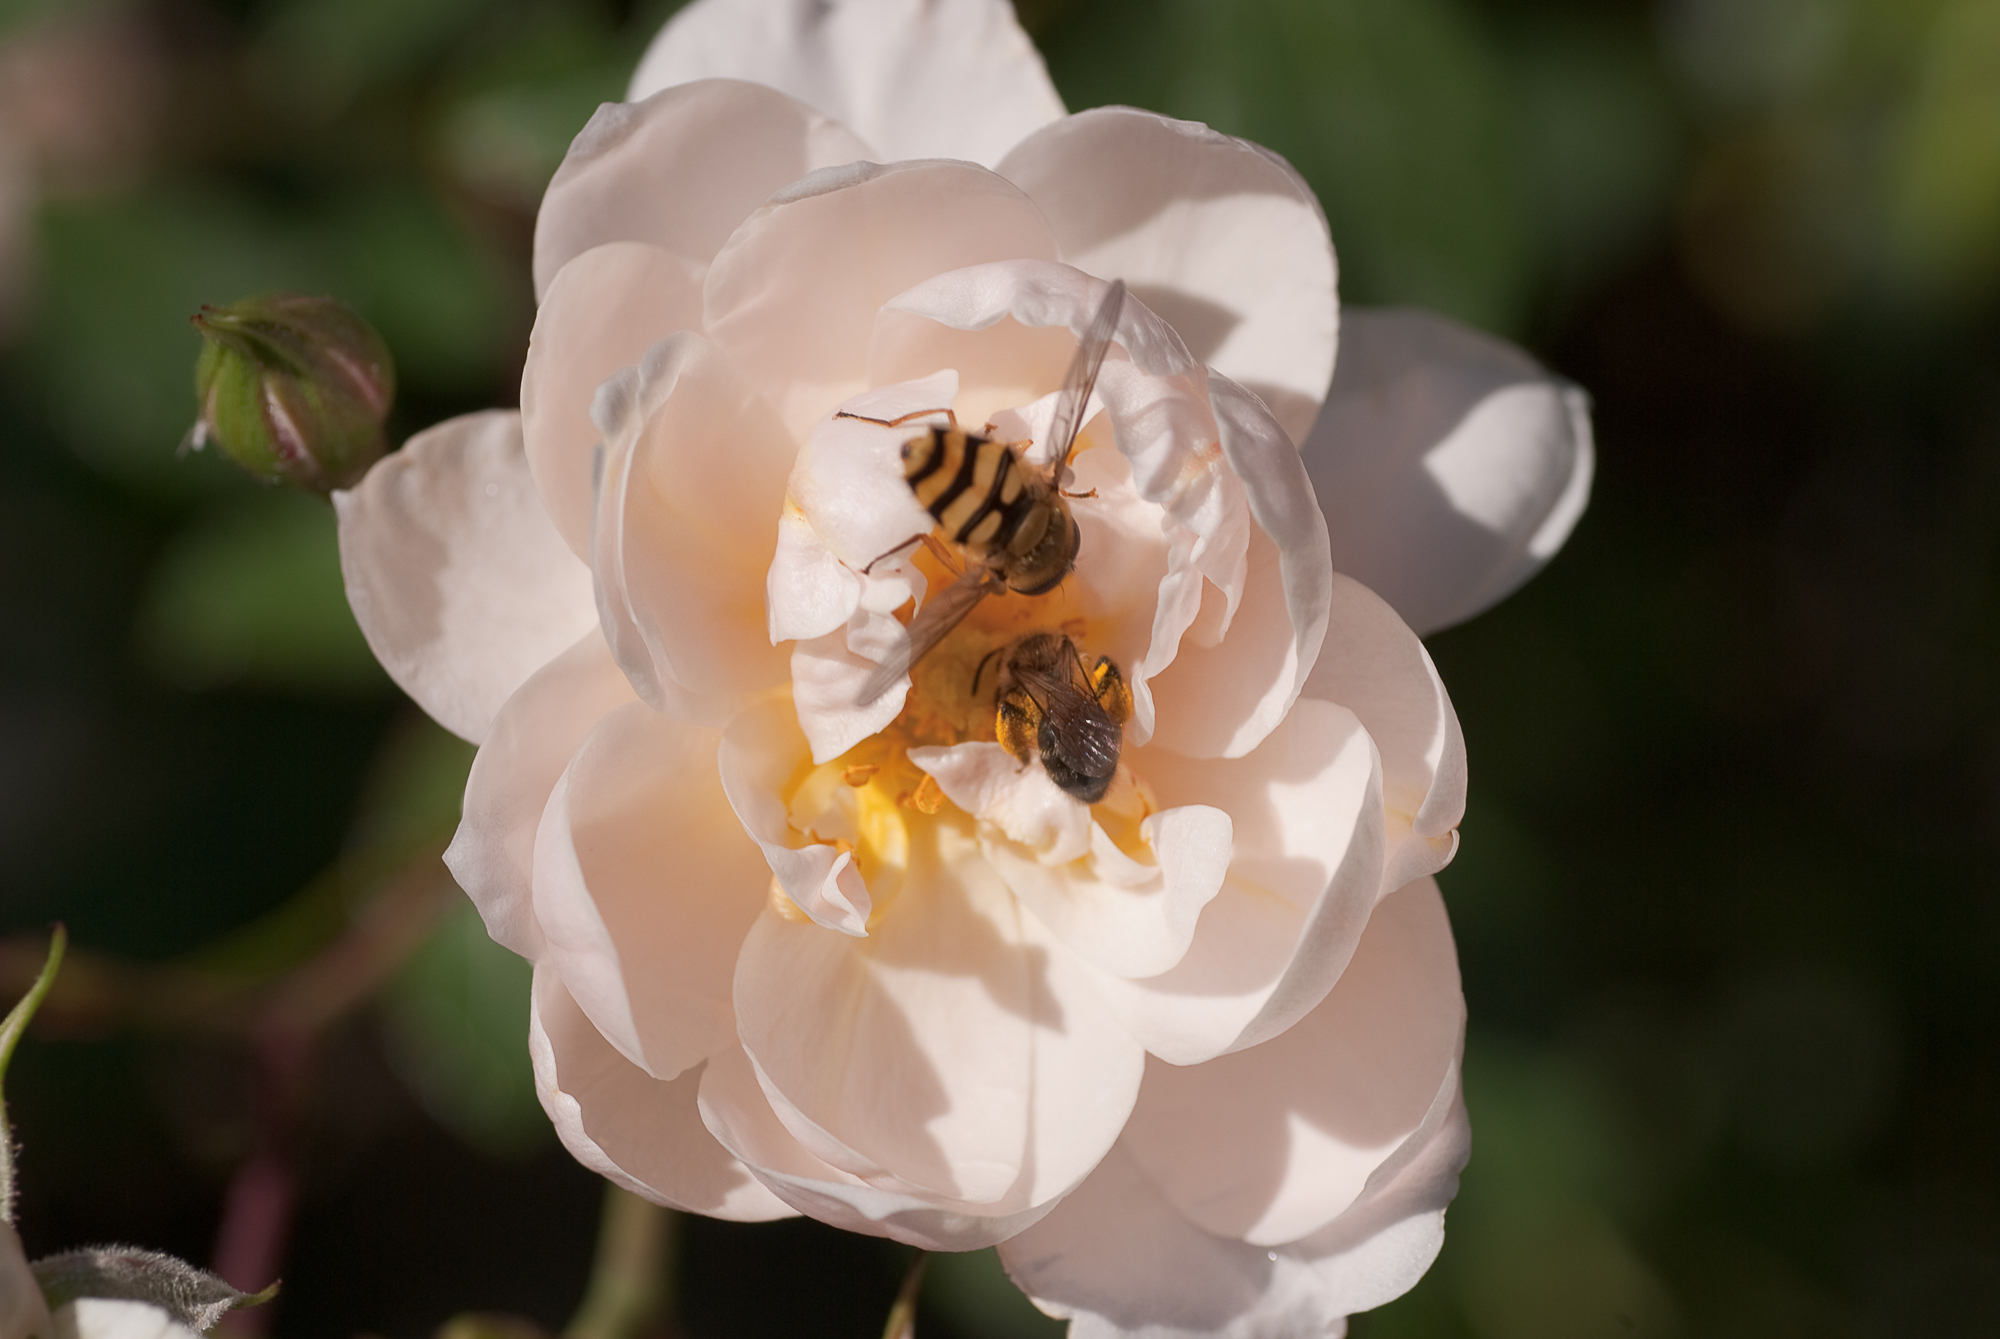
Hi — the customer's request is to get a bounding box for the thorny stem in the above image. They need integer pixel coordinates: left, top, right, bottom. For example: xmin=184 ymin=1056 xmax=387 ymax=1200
xmin=0 ymin=925 xmax=65 ymax=1225
xmin=565 ymin=1187 xmax=679 ymax=1339
xmin=882 ymin=1251 xmax=929 ymax=1339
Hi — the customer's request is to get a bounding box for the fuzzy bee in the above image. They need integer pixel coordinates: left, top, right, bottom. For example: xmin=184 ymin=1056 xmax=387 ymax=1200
xmin=848 ymin=279 xmax=1125 ymax=707
xmin=979 ymin=631 xmax=1133 ymax=804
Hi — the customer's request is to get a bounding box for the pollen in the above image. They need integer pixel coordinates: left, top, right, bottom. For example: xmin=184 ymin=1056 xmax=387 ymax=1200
xmin=909 ymin=774 xmax=944 ymax=815
xmin=841 ymin=763 xmax=880 ymax=787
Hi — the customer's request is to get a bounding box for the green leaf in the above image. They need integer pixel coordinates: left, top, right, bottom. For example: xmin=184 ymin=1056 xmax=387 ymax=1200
xmin=134 ymin=488 xmax=387 ymax=695
xmin=923 ymin=1249 xmax=1063 ymax=1339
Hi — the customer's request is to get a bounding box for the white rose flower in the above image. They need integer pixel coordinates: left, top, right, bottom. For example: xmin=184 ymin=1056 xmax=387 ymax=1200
xmin=335 ymin=0 xmax=1592 ymax=1333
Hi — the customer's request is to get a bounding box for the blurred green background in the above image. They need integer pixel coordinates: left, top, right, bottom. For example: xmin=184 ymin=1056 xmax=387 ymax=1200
xmin=1 ymin=0 xmax=1996 ymax=1336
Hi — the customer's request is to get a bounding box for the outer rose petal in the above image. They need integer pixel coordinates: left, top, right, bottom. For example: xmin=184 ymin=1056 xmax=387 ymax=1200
xmin=531 ymin=701 xmax=769 ymax=1081
xmin=731 ymin=820 xmax=1144 ymax=1211
xmin=1305 ymin=307 xmax=1593 ymax=636
xmin=705 ymin=161 xmax=1060 ymax=437
xmin=335 ymin=411 xmax=596 ymax=744
xmin=593 ymin=333 xmax=795 ymax=724
xmin=522 ymin=242 xmax=705 ymax=557
xmin=999 ymin=107 xmax=1338 ymax=445
xmin=50 ymin=1301 xmax=198 ymax=1339
xmin=529 ymin=964 xmax=795 ymax=1220
xmin=532 ymin=78 xmax=869 ymax=298
xmin=1120 ymin=878 xmax=1464 ymax=1244
xmin=697 ymin=1043 xmax=1068 ymax=1250
xmin=997 ymin=883 xmax=1469 ymax=1339
xmin=630 ymin=0 xmax=1063 ymax=169
xmin=1301 ymin=575 xmax=1466 ymax=896
xmin=1085 ymin=699 xmax=1385 ymax=1066
xmin=446 ymin=630 xmax=634 ymax=960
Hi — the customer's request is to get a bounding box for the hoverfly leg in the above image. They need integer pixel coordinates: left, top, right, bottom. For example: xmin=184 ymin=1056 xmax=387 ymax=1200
xmin=834 ymin=407 xmax=960 ymax=430
xmin=1060 ymin=486 xmax=1099 ymax=500
xmin=860 ymin=533 xmax=924 ymax=575
xmin=919 ymin=533 xmax=965 ymax=573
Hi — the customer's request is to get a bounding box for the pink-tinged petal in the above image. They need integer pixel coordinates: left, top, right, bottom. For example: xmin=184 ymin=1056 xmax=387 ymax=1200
xmin=718 ymin=696 xmax=872 ymax=936
xmin=1287 ymin=1081 xmax=1470 ymax=1319
xmin=704 ymin=162 xmax=1059 ymax=437
xmin=1120 ymin=878 xmax=1464 ymax=1245
xmin=913 ymin=741 xmax=1231 ymax=980
xmin=445 ymin=630 xmax=634 ymax=961
xmin=592 ymin=333 xmax=794 ymax=726
xmin=785 ymin=375 xmax=952 ymax=575
xmin=1147 ymin=373 xmax=1333 ymax=759
xmin=1088 ymin=699 xmax=1386 ymax=1066
xmin=908 ymin=743 xmax=1092 ymax=863
xmin=532 ymin=78 xmax=869 ymax=298
xmin=999 ymin=107 xmax=1337 ymax=445
xmin=998 ymin=1081 xmax=1467 ymax=1339
xmin=732 ymin=821 xmax=1144 ymax=1210
xmin=1302 ymin=575 xmax=1465 ymax=896
xmin=790 ymin=607 xmax=911 ymax=763
xmin=629 ymin=0 xmax=1062 ymax=169
xmin=998 ymin=1143 xmax=1314 ymax=1339
xmin=335 ymin=410 xmax=596 ymax=744
xmin=531 ymin=701 xmax=768 ymax=1081
xmin=51 ymin=1300 xmax=202 ymax=1339
xmin=1306 ymin=307 xmax=1593 ymax=636
xmin=521 ymin=242 xmax=705 ymax=557
xmin=697 ymin=1043 xmax=1066 ymax=1250
xmin=529 ymin=964 xmax=795 ymax=1220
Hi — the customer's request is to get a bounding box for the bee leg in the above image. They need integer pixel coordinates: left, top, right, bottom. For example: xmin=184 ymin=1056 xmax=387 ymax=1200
xmin=972 ymin=644 xmax=1005 ymax=696
xmin=996 ymin=688 xmax=1040 ymax=765
xmin=834 ymin=407 xmax=960 ymax=429
xmin=1088 ymin=656 xmax=1134 ymax=725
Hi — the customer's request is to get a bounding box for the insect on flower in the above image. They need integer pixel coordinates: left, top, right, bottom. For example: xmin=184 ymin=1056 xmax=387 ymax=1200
xmin=849 ymin=279 xmax=1125 ymax=707
xmin=979 ymin=630 xmax=1134 ymax=804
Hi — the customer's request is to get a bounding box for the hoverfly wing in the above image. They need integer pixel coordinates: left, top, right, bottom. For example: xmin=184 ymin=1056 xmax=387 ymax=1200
xmin=1044 ymin=279 xmax=1125 ymax=478
xmin=854 ymin=564 xmax=1000 ymax=707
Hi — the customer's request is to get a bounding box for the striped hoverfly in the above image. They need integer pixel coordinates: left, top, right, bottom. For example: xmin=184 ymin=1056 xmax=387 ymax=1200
xmin=845 ymin=280 xmax=1126 ymax=708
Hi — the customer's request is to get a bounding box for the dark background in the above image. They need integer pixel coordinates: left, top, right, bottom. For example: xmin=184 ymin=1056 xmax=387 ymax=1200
xmin=2 ymin=1 xmax=1995 ymax=1336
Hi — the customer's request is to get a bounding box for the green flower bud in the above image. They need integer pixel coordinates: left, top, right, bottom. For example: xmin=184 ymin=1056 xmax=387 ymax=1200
xmin=189 ymin=292 xmax=395 ymax=494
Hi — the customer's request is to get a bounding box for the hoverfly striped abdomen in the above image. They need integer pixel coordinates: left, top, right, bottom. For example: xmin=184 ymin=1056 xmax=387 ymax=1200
xmin=900 ymin=428 xmax=1062 ymax=586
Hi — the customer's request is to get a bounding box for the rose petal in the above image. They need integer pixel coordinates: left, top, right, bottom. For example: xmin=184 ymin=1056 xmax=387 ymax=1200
xmin=445 ymin=629 xmax=634 ymax=960
xmin=51 ymin=1300 xmax=200 ymax=1339
xmin=731 ymin=819 xmax=1144 ymax=1209
xmin=335 ymin=410 xmax=597 ymax=744
xmin=704 ymin=162 xmax=1060 ymax=437
xmin=913 ymin=742 xmax=1231 ymax=980
xmin=997 ymin=1068 xmax=1467 ymax=1339
xmin=1145 ymin=373 xmax=1333 ymax=759
xmin=1302 ymin=575 xmax=1465 ymax=896
xmin=997 ymin=1143 xmax=1302 ymax=1339
xmin=529 ymin=964 xmax=795 ymax=1220
xmin=697 ymin=1042 xmax=1066 ymax=1250
xmin=629 ymin=0 xmax=1063 ymax=169
xmin=1120 ymin=878 xmax=1464 ymax=1244
xmin=531 ymin=701 xmax=768 ymax=1080
xmin=592 ymin=333 xmax=795 ymax=725
xmin=522 ymin=242 xmax=705 ymax=557
xmin=533 ymin=78 xmax=869 ymax=298
xmin=1085 ymin=699 xmax=1386 ymax=1065
xmin=1305 ymin=307 xmax=1593 ymax=636
xmin=718 ymin=696 xmax=873 ymax=936
xmin=999 ymin=106 xmax=1337 ymax=444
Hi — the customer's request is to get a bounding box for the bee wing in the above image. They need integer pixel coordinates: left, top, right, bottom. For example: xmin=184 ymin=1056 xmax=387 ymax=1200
xmin=1044 ymin=279 xmax=1126 ymax=477
xmin=855 ymin=564 xmax=999 ymax=707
